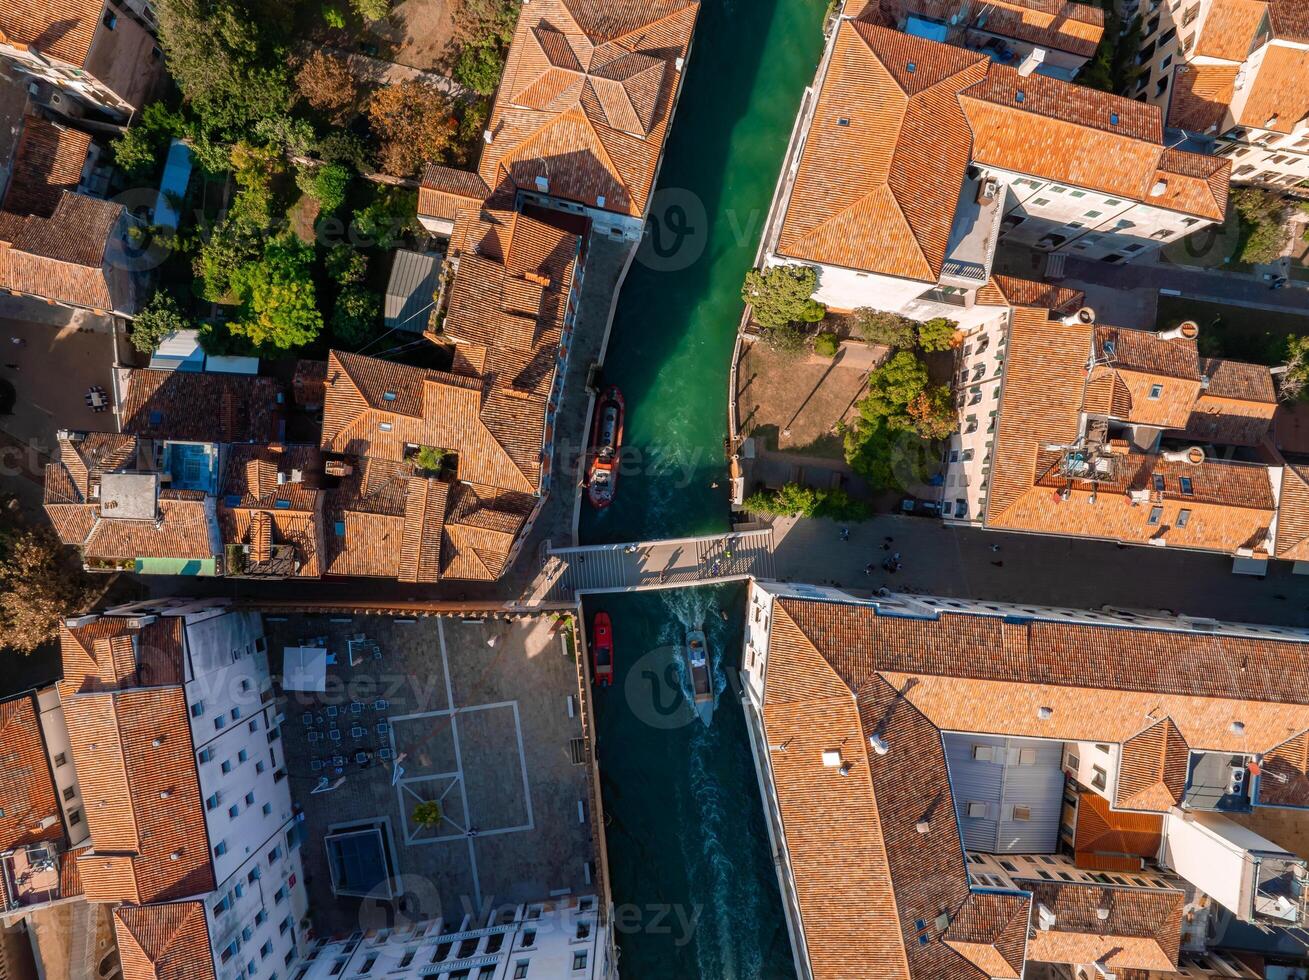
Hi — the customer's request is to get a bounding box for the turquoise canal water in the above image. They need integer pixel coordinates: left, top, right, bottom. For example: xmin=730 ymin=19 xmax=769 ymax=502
xmin=586 ymin=585 xmax=796 ymax=979
xmin=579 ymin=0 xmax=828 ymax=546
xmin=583 ymin=0 xmax=827 ymax=975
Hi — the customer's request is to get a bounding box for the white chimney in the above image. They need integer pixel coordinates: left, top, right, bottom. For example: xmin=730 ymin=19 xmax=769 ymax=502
xmin=1037 ymin=904 xmax=1056 ymax=930
xmin=64 ymin=613 xmax=100 ymax=629
xmin=1038 ymin=706 xmax=1053 ymax=720
xmin=1096 ymin=907 xmax=1111 ymax=921
xmin=1231 ymin=721 xmax=1245 ymax=735
xmin=1062 ymin=306 xmax=1095 ymax=327
xmin=869 ymin=734 xmax=889 ymax=755
xmin=838 ymin=761 xmax=854 ymax=777
xmin=483 ymin=129 xmax=493 ymax=144
xmin=1161 ymin=446 xmax=1205 ymax=466
xmin=1150 ymin=178 xmax=1169 ymax=197
xmin=535 ymin=175 xmax=549 ymax=193
xmin=1017 ymin=46 xmax=1046 ymax=77
xmin=916 ymin=820 xmax=931 ymax=834
xmin=1157 ymin=320 xmax=1199 ymax=341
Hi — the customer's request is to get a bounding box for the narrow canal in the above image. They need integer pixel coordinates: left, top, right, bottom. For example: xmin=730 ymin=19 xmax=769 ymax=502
xmin=579 ymin=0 xmax=827 ymax=547
xmin=584 ymin=0 xmax=827 ymax=975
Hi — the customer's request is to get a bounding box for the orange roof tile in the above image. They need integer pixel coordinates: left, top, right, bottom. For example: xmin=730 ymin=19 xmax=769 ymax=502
xmin=1116 ymin=718 xmax=1190 ymax=812
xmin=1 ymin=116 xmax=92 ymax=219
xmin=977 ymin=275 xmax=1084 ymax=315
xmin=61 ymin=687 xmax=214 ymax=905
xmin=60 ymin=616 xmax=185 ymax=694
xmin=776 ymin=21 xmax=987 ymax=281
xmin=478 ymin=0 xmax=699 ymax=218
xmin=119 ymin=370 xmax=283 ymax=444
xmin=0 ymin=695 xmax=62 ymax=852
xmin=1235 ymin=42 xmax=1309 ymax=135
xmin=1021 ymin=881 xmax=1183 ymax=972
xmin=1277 ymin=464 xmax=1309 ymax=561
xmin=1195 ymin=0 xmax=1269 ymax=61
xmin=0 ymin=192 xmax=130 ymax=312
xmin=0 ymin=0 xmax=103 ymax=67
xmin=1169 ymin=64 xmax=1239 ymax=134
xmin=417 ymin=164 xmax=489 ymax=222
xmin=115 ymin=902 xmax=216 ymax=980
xmin=1256 ymin=729 xmax=1309 ymax=807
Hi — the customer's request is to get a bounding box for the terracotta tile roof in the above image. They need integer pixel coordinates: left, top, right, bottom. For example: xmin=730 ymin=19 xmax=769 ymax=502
xmin=1276 ymin=464 xmax=1309 ymax=561
xmin=61 ymin=686 xmax=214 ymax=905
xmin=0 ymin=695 xmax=62 ymax=852
xmin=119 ymin=370 xmax=283 ymax=443
xmin=1 ymin=116 xmax=92 ymax=219
xmin=418 ymin=164 xmax=490 ymax=223
xmin=1115 ymin=717 xmax=1190 ymax=811
xmin=1195 ymin=0 xmax=1269 ymax=60
xmin=293 ymin=359 xmax=327 ymax=409
xmin=759 ymin=591 xmax=1309 ymax=976
xmin=478 ymin=0 xmax=699 ymax=218
xmin=1169 ymin=64 xmax=1239 ymax=134
xmin=217 ymin=444 xmax=325 ymax=577
xmin=82 ymin=492 xmax=218 ymax=562
xmin=0 ymin=0 xmax=103 ymax=67
xmin=1073 ymin=791 xmax=1163 ymax=869
xmin=942 ymin=891 xmax=1030 ymax=979
xmin=987 ymin=311 xmax=1277 ymax=554
xmin=977 ymin=275 xmax=1084 ymax=315
xmin=1268 ymin=0 xmax=1309 ymax=39
xmin=60 ymin=616 xmax=185 ymax=694
xmin=776 ymin=20 xmax=987 ymax=281
xmin=115 ymin=901 xmax=216 ymax=980
xmin=1256 ymin=729 xmax=1309 ymax=806
xmin=1235 ymin=42 xmax=1309 ymax=135
xmin=0 ymin=192 xmax=130 ymax=311
xmin=1021 ymin=881 xmax=1183 ymax=972
xmin=1180 ymin=358 xmax=1276 ymax=447
xmin=970 ymin=0 xmax=1103 ymax=56
xmin=1202 ymin=357 xmax=1277 ymax=404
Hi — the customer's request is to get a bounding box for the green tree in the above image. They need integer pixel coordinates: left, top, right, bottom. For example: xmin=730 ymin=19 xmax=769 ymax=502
xmin=110 ymin=103 xmax=185 ymax=179
xmin=351 ymin=187 xmax=419 ymax=248
xmin=741 ymin=266 xmax=826 ymax=329
xmin=368 ymin=80 xmax=458 ymax=176
xmin=1232 ymin=188 xmax=1289 ymax=264
xmin=130 ymin=291 xmax=191 ymax=354
xmin=351 ymin=0 xmax=389 ymax=19
xmin=760 ymin=321 xmax=808 ymax=356
xmin=326 ymin=243 xmax=368 ymax=285
xmin=413 ymin=446 xmax=449 ymax=475
xmin=156 ymin=0 xmax=296 ymax=139
xmin=411 ymin=800 xmax=442 ymax=827
xmin=743 ymin=483 xmax=869 ymax=520
xmin=330 ymin=285 xmax=380 ymax=343
xmin=916 ymin=317 xmax=959 ymax=353
xmin=228 ymin=236 xmax=323 ymax=350
xmin=0 ymin=515 xmax=97 ymax=654
xmin=453 ymin=42 xmax=505 ymax=95
xmin=905 ymin=386 xmax=956 ymax=440
xmin=814 ymin=331 xmax=840 ymax=358
xmin=849 ymin=307 xmax=915 ymax=348
xmin=842 ymin=415 xmax=933 ymax=492
xmin=296 ymin=162 xmax=351 ymax=214
xmin=1282 ymin=335 xmax=1309 ymax=401
xmin=195 ymin=221 xmax=262 ymax=301
xmin=857 ymin=351 xmax=930 ymax=432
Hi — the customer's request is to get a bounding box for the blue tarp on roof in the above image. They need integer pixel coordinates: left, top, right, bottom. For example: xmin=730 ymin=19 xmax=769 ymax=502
xmin=905 ymin=14 xmax=950 ymax=41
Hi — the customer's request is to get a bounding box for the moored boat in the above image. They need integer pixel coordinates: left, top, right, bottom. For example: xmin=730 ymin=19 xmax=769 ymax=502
xmin=587 ymin=387 xmax=625 ymax=508
xmin=686 ymin=627 xmax=713 ymax=726
xmin=592 ymin=612 xmax=614 ymax=687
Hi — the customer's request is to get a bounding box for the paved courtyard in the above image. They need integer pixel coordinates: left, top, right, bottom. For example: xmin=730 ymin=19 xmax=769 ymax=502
xmin=266 ymin=613 xmax=595 ymax=935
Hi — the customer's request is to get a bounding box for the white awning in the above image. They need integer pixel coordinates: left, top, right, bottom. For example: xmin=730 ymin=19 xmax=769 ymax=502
xmin=283 ymin=646 xmax=327 ymax=692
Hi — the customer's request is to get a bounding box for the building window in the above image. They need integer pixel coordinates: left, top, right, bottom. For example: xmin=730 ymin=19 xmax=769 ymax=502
xmin=215 ymin=716 xmax=226 ymax=731
xmin=1148 ymin=383 xmax=1163 ymax=399
xmin=1179 ymin=476 xmax=1193 ymax=495
xmin=1147 ymin=506 xmax=1163 ymax=525
xmin=572 ymin=952 xmax=587 ymax=971
xmin=514 ymin=964 xmax=529 ymax=980
xmin=214 ymin=841 xmax=227 ymax=857
xmin=191 ymin=701 xmax=205 ymax=718
xmin=199 ymin=748 xmax=214 ymax=763
xmin=228 ymin=804 xmax=240 ymax=819
xmin=103 ymin=9 xmax=117 ymax=28
xmin=1012 ymin=806 xmax=1032 ymax=821
xmin=69 ymin=809 xmax=82 ymax=826
xmin=222 ymin=760 xmax=233 ymax=775
xmin=1033 ymin=197 xmax=1051 ymax=206
xmin=54 ymin=752 xmax=67 ymax=768
xmin=1091 ymin=766 xmax=1107 ymax=790
xmin=1177 ymin=508 xmax=1191 ymax=527
xmin=239 ymin=750 xmax=249 ymax=764
xmin=1152 ymin=474 xmax=1165 ymax=491
xmin=263 ymin=802 xmax=273 ymax=816
xmin=62 ymin=786 xmax=76 ymax=802
xmin=1069 ymin=190 xmax=1086 ymax=198
xmin=1084 ymin=210 xmax=1102 ymax=219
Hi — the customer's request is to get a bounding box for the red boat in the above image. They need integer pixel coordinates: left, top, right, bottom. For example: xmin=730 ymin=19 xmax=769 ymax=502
xmin=587 ymin=387 xmax=625 ymax=509
xmin=591 ymin=612 xmax=614 ymax=687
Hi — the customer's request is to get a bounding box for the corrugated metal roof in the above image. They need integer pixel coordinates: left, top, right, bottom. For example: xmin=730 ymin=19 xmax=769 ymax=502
xmin=384 ymin=249 xmax=442 ymax=333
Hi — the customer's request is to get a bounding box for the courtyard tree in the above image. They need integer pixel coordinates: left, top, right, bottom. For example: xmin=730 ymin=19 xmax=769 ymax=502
xmin=368 ymin=80 xmax=459 ymax=177
xmin=295 ymin=51 xmax=361 ymax=124
xmin=906 ymin=386 xmax=957 ymax=440
xmin=350 ymin=187 xmax=420 ymax=249
xmin=1281 ymin=335 xmax=1309 ymax=401
xmin=849 ymin=307 xmax=915 ymax=349
xmin=330 ymin=285 xmax=381 ymax=344
xmin=411 ymin=800 xmax=443 ymax=827
xmin=130 ymin=291 xmax=192 ymax=354
xmin=352 ymin=0 xmax=390 ymax=20
xmin=741 ymin=265 xmax=826 ymax=329
xmin=916 ymin=317 xmax=960 ymax=353
xmin=228 ymin=235 xmax=324 ymax=350
xmin=0 ymin=511 xmax=97 ymax=655
xmin=1232 ymin=187 xmax=1290 ymax=265
xmin=856 ymin=351 xmax=930 ymax=432
xmin=743 ymin=483 xmax=868 ymax=520
xmin=296 ymin=162 xmax=351 ymax=215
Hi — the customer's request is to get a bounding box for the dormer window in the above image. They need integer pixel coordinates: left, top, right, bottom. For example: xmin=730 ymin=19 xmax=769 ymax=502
xmin=837 ymin=117 xmax=850 ymax=127
xmin=379 ymin=421 xmax=393 ymax=432
xmin=1148 ymin=383 xmax=1163 ymax=399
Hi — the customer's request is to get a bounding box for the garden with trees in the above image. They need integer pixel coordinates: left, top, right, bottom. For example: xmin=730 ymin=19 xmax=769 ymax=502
xmin=117 ymin=0 xmax=518 ymax=361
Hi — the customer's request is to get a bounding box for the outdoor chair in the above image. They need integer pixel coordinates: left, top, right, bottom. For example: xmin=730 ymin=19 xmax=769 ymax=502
xmin=330 ymin=730 xmax=341 ymax=741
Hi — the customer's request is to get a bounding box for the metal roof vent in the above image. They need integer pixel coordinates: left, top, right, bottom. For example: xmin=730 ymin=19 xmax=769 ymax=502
xmin=1150 ymin=178 xmax=1169 ymax=197
xmin=916 ymin=820 xmax=930 ymax=834
xmin=1096 ymin=907 xmax=1111 ymax=921
xmin=151 ymin=737 xmax=163 ymax=748
xmin=169 ymin=850 xmax=181 ymax=861
xmin=838 ymin=761 xmax=854 ymax=777
xmin=1037 ymin=706 xmax=1053 ymax=720
xmin=159 ymin=790 xmax=171 ymax=800
xmin=869 ymin=734 xmax=890 ymax=755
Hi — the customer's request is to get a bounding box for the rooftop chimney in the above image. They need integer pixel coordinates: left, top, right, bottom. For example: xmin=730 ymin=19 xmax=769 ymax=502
xmin=1062 ymin=306 xmax=1095 ymax=327
xmin=822 ymin=750 xmax=843 ymax=768
xmin=838 ymin=761 xmax=854 ymax=777
xmin=1158 ymin=320 xmax=1199 ymax=342
xmin=1150 ymin=178 xmax=1169 ymax=197
xmin=1096 ymin=907 xmax=1111 ymax=921
xmin=916 ymin=820 xmax=931 ymax=834
xmin=1037 ymin=706 xmax=1053 ymax=720
xmin=869 ymin=734 xmax=889 ymax=755
xmin=1037 ymin=904 xmax=1056 ymax=930
xmin=1017 ymin=46 xmax=1046 ymax=77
